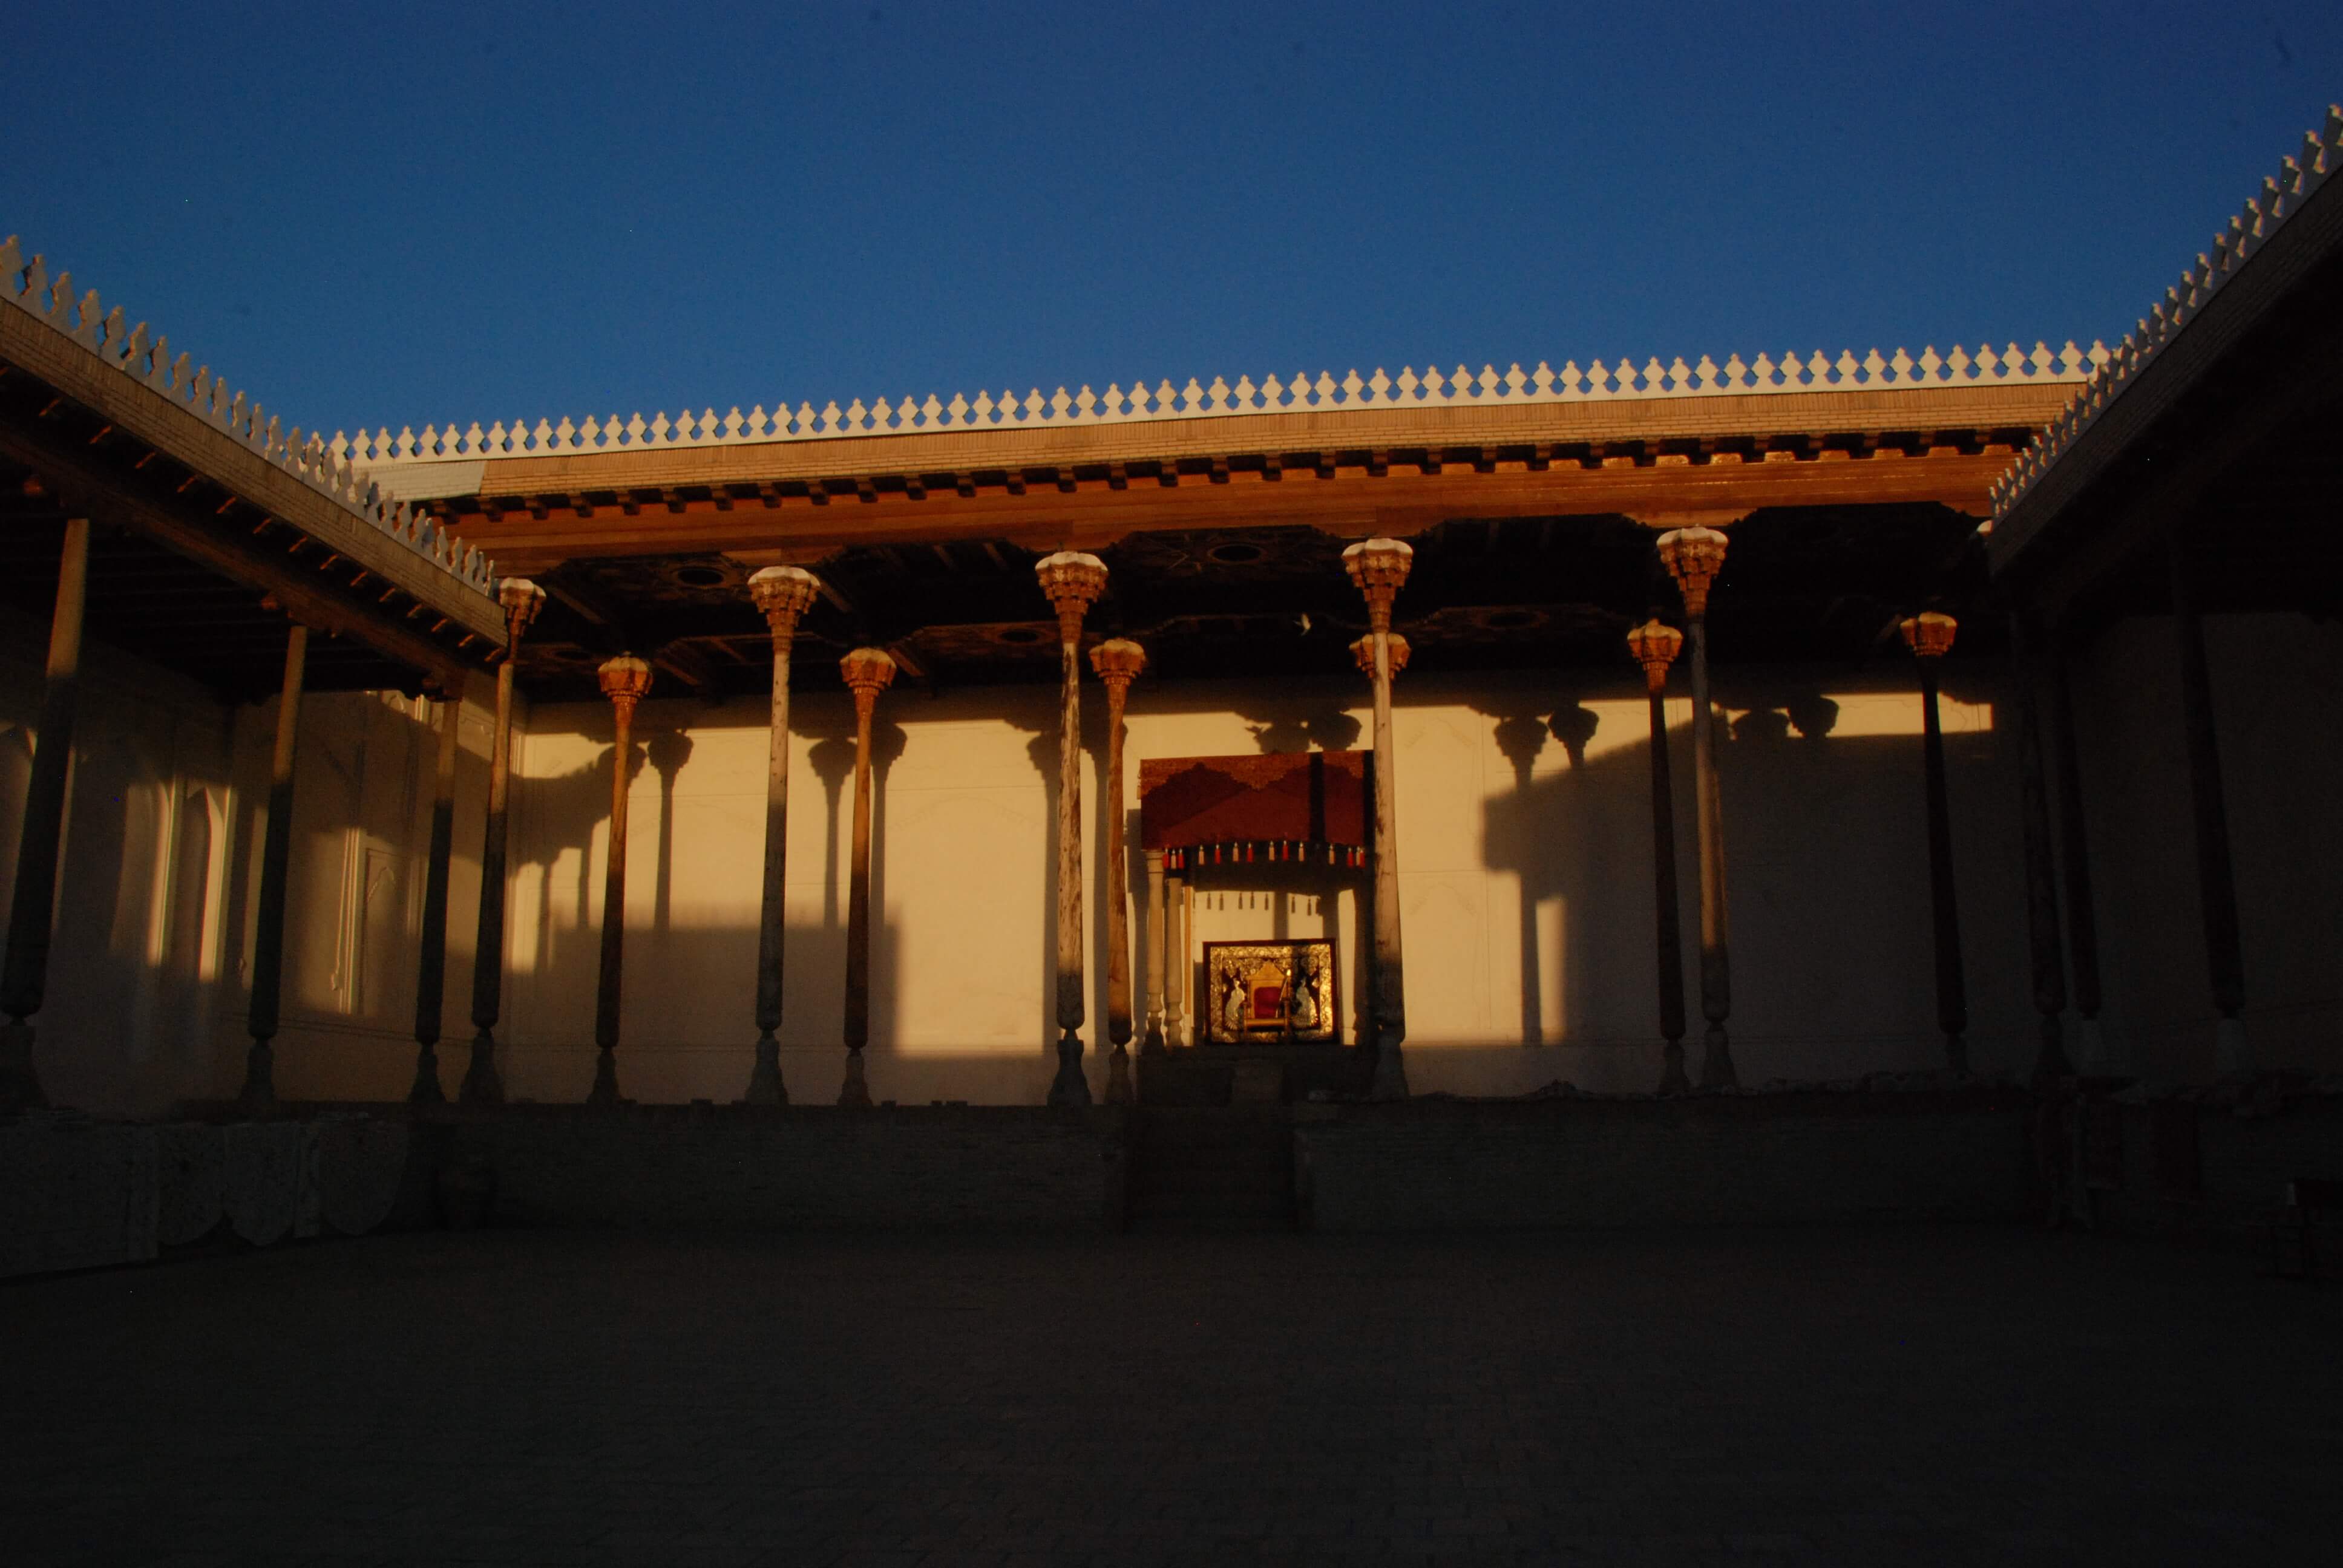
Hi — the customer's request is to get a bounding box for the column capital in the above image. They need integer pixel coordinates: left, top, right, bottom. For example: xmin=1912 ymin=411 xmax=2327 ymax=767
xmin=498 ymin=578 xmax=547 ymax=644
xmin=1088 ymin=636 xmax=1147 ymax=693
xmin=840 ymin=646 xmax=898 ymax=713
xmin=1657 ymin=527 xmax=1729 ymax=618
xmin=1898 ymin=610 xmax=1958 ymax=661
xmin=1036 ymin=551 xmax=1108 ymax=642
xmin=1342 ymin=538 xmax=1414 ymax=633
xmin=1349 ymin=632 xmax=1410 ymax=680
xmin=748 ymin=564 xmax=822 ymax=638
xmin=597 ymin=653 xmax=653 ymax=722
xmin=1627 ymin=619 xmax=1683 ymax=692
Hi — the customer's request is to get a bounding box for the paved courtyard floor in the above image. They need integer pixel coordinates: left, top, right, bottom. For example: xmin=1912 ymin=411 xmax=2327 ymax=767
xmin=4 ymin=1223 xmax=2339 ymax=1566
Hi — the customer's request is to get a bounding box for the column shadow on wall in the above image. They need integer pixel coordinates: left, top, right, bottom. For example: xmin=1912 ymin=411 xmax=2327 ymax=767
xmin=430 ymin=664 xmax=2023 ymax=1103
xmin=504 ymin=700 xmax=921 ymax=1105
xmin=1475 ymin=669 xmax=2008 ymax=1089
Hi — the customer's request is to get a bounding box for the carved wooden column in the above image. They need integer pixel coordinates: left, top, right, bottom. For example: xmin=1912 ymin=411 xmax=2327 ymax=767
xmin=408 ymin=685 xmax=464 ymax=1103
xmin=242 ymin=619 xmax=310 ymax=1109
xmin=839 ymin=647 xmax=896 ymax=1107
xmin=1901 ymin=612 xmax=1968 ymax=1074
xmin=2169 ymin=527 xmax=2250 ymax=1076
xmin=1036 ymin=552 xmax=1107 ymax=1107
xmin=1627 ymin=619 xmax=1689 ymax=1094
xmin=463 ymin=578 xmax=543 ymax=1103
xmin=2005 ymin=601 xmax=2072 ymax=1085
xmin=2047 ymin=633 xmax=2109 ymax=1071
xmin=1 ymin=517 xmax=90 ymax=1113
xmin=589 ymin=654 xmax=652 ymax=1105
xmin=1344 ymin=538 xmax=1414 ymax=1100
xmin=1142 ymin=849 xmax=1167 ymax=1057
xmin=1163 ymin=871 xmax=1186 ymax=1047
xmin=1658 ymin=527 xmax=1735 ymax=1088
xmin=746 ymin=566 xmax=821 ymax=1106
xmin=1090 ymin=638 xmax=1145 ymax=1104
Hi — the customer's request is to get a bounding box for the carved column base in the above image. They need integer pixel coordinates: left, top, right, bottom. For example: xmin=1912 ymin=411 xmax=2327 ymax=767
xmin=0 ymin=1022 xmax=45 ymax=1115
xmin=587 ymin=1047 xmax=620 ymax=1106
xmin=838 ymin=1047 xmax=872 ymax=1108
xmin=408 ymin=1044 xmax=445 ymax=1105
xmin=1657 ymin=1039 xmax=1689 ymax=1096
xmin=1048 ymin=1031 xmax=1092 ymax=1107
xmin=1696 ymin=1025 xmax=1736 ymax=1089
xmin=1139 ymin=1021 xmax=1166 ymax=1059
xmin=240 ymin=1042 xmax=277 ymax=1109
xmin=1369 ymin=1033 xmax=1409 ymax=1101
xmin=1104 ymin=1044 xmax=1132 ymax=1105
xmin=461 ymin=1029 xmax=505 ymax=1105
xmin=2030 ymin=1014 xmax=2072 ymax=1088
xmin=2215 ymin=1016 xmax=2252 ymax=1077
xmin=1943 ymin=1033 xmax=1969 ymax=1078
xmin=745 ymin=1031 xmax=788 ymax=1106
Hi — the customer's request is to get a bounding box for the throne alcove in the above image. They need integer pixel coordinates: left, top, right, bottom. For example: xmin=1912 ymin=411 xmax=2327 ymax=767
xmin=1137 ymin=750 xmax=1375 ymax=1101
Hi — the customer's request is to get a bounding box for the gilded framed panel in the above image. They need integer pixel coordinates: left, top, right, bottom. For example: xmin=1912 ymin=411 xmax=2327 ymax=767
xmin=1199 ymin=939 xmax=1339 ymax=1044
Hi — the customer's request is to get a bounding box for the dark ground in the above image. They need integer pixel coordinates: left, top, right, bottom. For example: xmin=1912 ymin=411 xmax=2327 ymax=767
xmin=3 ymin=1224 xmax=2338 ymax=1566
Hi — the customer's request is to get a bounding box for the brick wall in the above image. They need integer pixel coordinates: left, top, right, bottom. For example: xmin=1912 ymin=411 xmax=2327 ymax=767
xmin=444 ymin=1105 xmax=1129 ymax=1230
xmin=1294 ymin=1091 xmax=2031 ymax=1230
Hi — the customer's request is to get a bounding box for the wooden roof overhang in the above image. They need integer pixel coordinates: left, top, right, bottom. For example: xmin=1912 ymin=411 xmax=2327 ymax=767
xmin=0 ymin=252 xmax=506 ymax=699
xmin=1988 ymin=111 xmax=2343 ymax=629
xmin=367 ymin=380 xmax=2076 ymax=701
xmin=393 ymin=380 xmax=2070 ymax=572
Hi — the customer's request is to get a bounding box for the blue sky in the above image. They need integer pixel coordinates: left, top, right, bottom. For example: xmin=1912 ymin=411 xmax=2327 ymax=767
xmin=3 ymin=2 xmax=2336 ymax=439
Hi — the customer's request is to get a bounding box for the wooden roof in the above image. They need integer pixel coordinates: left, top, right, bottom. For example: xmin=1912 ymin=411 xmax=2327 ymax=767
xmin=1985 ymin=107 xmax=2343 ymax=630
xmin=0 ymin=242 xmax=505 ymax=699
xmin=377 ymin=376 xmax=2073 ymax=700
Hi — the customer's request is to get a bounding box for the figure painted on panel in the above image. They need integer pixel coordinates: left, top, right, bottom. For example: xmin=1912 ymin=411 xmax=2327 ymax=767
xmin=1219 ymin=969 xmax=1248 ymax=1037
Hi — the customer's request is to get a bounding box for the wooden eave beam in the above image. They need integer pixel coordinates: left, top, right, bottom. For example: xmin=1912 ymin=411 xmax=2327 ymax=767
xmin=0 ymin=305 xmax=503 ymax=648
xmin=0 ymin=420 xmax=476 ymax=686
xmin=424 ymin=445 xmax=2021 ymax=564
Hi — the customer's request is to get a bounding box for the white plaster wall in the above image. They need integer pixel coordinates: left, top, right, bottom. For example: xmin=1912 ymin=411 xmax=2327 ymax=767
xmin=475 ymin=662 xmax=2035 ymax=1105
xmin=0 ymin=606 xmax=238 ymax=1116
xmin=21 ymin=609 xmax=2336 ymax=1111
xmin=237 ymin=685 xmax=501 ymax=1103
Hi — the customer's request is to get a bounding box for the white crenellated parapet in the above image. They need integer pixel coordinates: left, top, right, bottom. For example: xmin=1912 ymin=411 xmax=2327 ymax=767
xmin=0 ymin=236 xmax=499 ymax=599
xmin=1991 ymin=104 xmax=2341 ymax=524
xmin=324 ymin=340 xmax=2108 ymax=470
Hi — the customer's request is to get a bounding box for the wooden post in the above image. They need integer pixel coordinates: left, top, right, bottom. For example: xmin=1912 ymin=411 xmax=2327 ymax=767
xmin=839 ymin=647 xmax=897 ymax=1107
xmin=1035 ymin=552 xmax=1107 ymax=1107
xmin=746 ymin=566 xmax=821 ymax=1105
xmin=1344 ymin=540 xmax=1414 ymax=1100
xmin=2047 ymin=633 xmax=2108 ymax=1071
xmin=1627 ymin=619 xmax=1689 ymax=1093
xmin=464 ymin=578 xmax=543 ymax=1104
xmin=1900 ymin=613 xmax=1968 ymax=1074
xmin=2169 ymin=527 xmax=2250 ymax=1076
xmin=1659 ymin=528 xmax=1736 ymax=1088
xmin=1142 ymin=849 xmax=1167 ymax=1057
xmin=1090 ymin=638 xmax=1146 ymax=1104
xmin=407 ymin=685 xmax=464 ymax=1103
xmin=589 ymin=654 xmax=652 ymax=1105
xmin=2005 ymin=599 xmax=2071 ymax=1085
xmin=242 ymin=619 xmax=310 ymax=1109
xmin=1164 ymin=872 xmax=1186 ymax=1048
xmin=1 ymin=517 xmax=91 ymax=1113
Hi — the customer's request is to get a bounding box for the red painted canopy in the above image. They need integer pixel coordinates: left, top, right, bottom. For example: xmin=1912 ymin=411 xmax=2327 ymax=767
xmin=1137 ymin=750 xmax=1368 ymax=851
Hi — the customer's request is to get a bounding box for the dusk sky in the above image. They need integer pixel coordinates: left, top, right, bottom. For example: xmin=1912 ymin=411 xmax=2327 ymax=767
xmin=3 ymin=2 xmax=2336 ymax=440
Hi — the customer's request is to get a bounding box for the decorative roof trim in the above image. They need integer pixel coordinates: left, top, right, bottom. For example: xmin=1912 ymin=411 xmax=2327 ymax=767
xmin=1990 ymin=105 xmax=2343 ymax=525
xmin=339 ymin=341 xmax=2105 ymax=471
xmin=0 ymin=235 xmax=497 ymax=596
